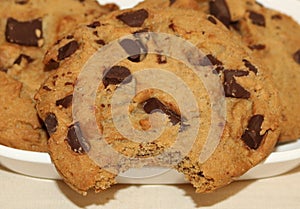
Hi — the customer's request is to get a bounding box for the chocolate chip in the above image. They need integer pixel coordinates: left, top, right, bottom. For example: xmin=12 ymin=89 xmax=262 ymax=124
xmin=248 ymin=44 xmax=266 ymax=50
xmin=87 ymin=21 xmax=101 ymax=28
xmin=66 ymin=122 xmax=90 ymax=154
xmin=5 ymin=18 xmax=43 ymax=47
xmin=66 ymin=35 xmax=74 ymax=39
xmin=13 ymin=54 xmax=34 ymax=65
xmin=271 ymin=14 xmax=282 ymax=20
xmin=209 ymin=0 xmax=231 ymax=28
xmin=103 ymin=65 xmax=132 ymax=88
xmin=15 ymin=0 xmax=29 ymax=4
xmin=116 ymin=9 xmax=149 ymax=27
xmin=119 ymin=39 xmax=147 ymax=62
xmin=223 ymin=70 xmax=250 ymax=99
xmin=197 ymin=171 xmax=205 ymax=177
xmin=143 ymin=98 xmax=165 ymax=114
xmin=143 ymin=98 xmax=181 ymax=125
xmin=200 ymin=54 xmax=224 ymax=73
xmin=243 ymin=59 xmax=258 ymax=74
xmin=57 ymin=40 xmax=79 ymax=61
xmin=44 ymin=59 xmax=60 ymax=71
xmin=157 ymin=55 xmax=167 ymax=64
xmin=293 ymin=49 xmax=300 ymax=64
xmin=170 ymin=0 xmax=176 ymax=6
xmin=241 ymin=115 xmax=265 ymax=149
xmin=169 ymin=22 xmax=176 ymax=32
xmin=214 ymin=66 xmax=224 ymax=74
xmin=230 ymin=21 xmax=240 ymax=32
xmin=65 ymin=82 xmax=73 ymax=86
xmin=56 ymin=95 xmax=73 ymax=108
xmin=42 ymin=86 xmax=51 ymax=91
xmin=95 ymin=39 xmax=105 ymax=45
xmin=44 ymin=113 xmax=58 ymax=135
xmin=0 ymin=68 xmax=8 ymax=73
xmin=168 ymin=113 xmax=182 ymax=125
xmin=93 ymin=31 xmax=99 ymax=37
xmin=208 ymin=16 xmax=217 ymax=24
xmin=249 ymin=11 xmax=266 ymax=27
xmin=200 ymin=54 xmax=223 ymax=66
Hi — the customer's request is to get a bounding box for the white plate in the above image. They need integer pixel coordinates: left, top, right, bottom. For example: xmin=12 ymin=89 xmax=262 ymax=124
xmin=1 ymin=140 xmax=300 ymax=183
xmin=1 ymin=0 xmax=300 ymax=183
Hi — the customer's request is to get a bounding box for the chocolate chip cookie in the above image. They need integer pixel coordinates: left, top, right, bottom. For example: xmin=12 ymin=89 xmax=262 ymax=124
xmin=180 ymin=0 xmax=300 ymax=141
xmin=0 ymin=72 xmax=48 ymax=151
xmin=230 ymin=2 xmax=300 ymax=141
xmin=0 ymin=0 xmax=117 ymax=151
xmin=35 ymin=5 xmax=280 ymax=194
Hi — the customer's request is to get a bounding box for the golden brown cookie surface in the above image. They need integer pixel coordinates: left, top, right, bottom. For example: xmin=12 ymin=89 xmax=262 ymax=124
xmin=35 ymin=4 xmax=280 ymax=194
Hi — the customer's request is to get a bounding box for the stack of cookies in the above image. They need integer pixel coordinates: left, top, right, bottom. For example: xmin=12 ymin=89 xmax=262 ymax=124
xmin=0 ymin=0 xmax=299 ymax=195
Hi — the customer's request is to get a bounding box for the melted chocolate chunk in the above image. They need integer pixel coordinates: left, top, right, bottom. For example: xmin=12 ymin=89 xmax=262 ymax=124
xmin=87 ymin=21 xmax=101 ymax=28
xmin=243 ymin=59 xmax=258 ymax=74
xmin=200 ymin=54 xmax=223 ymax=66
xmin=248 ymin=44 xmax=266 ymax=50
xmin=15 ymin=0 xmax=29 ymax=4
xmin=44 ymin=59 xmax=60 ymax=71
xmin=231 ymin=21 xmax=241 ymax=32
xmin=119 ymin=39 xmax=147 ymax=62
xmin=66 ymin=35 xmax=74 ymax=39
xmin=56 ymin=95 xmax=73 ymax=108
xmin=0 ymin=68 xmax=8 ymax=73
xmin=214 ymin=66 xmax=224 ymax=74
xmin=103 ymin=66 xmax=132 ymax=88
xmin=42 ymin=86 xmax=51 ymax=91
xmin=209 ymin=0 xmax=231 ymax=28
xmin=197 ymin=171 xmax=205 ymax=177
xmin=271 ymin=14 xmax=282 ymax=20
xmin=5 ymin=18 xmax=43 ymax=47
xmin=93 ymin=31 xmax=99 ymax=37
xmin=223 ymin=70 xmax=250 ymax=99
xmin=293 ymin=49 xmax=300 ymax=64
xmin=200 ymin=54 xmax=224 ymax=73
xmin=57 ymin=40 xmax=79 ymax=61
xmin=65 ymin=82 xmax=74 ymax=86
xmin=169 ymin=22 xmax=176 ymax=32
xmin=95 ymin=39 xmax=105 ymax=45
xmin=143 ymin=98 xmax=181 ymax=125
xmin=241 ymin=115 xmax=265 ymax=149
xmin=143 ymin=98 xmax=165 ymax=114
xmin=208 ymin=16 xmax=217 ymax=24
xmin=13 ymin=54 xmax=34 ymax=65
xmin=116 ymin=9 xmax=149 ymax=27
xmin=45 ymin=113 xmax=58 ymax=135
xmin=66 ymin=122 xmax=90 ymax=154
xmin=249 ymin=11 xmax=266 ymax=27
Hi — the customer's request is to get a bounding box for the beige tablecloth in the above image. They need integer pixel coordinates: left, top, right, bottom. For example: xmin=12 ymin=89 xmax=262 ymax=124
xmin=0 ymin=164 xmax=300 ymax=209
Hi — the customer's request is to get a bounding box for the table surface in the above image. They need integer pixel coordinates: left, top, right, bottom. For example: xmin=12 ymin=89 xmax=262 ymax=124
xmin=1 ymin=164 xmax=300 ymax=209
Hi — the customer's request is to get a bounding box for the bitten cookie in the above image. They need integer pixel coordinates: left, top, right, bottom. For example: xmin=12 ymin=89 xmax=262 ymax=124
xmin=35 ymin=6 xmax=280 ymax=195
xmin=0 ymin=0 xmax=117 ymax=151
